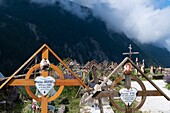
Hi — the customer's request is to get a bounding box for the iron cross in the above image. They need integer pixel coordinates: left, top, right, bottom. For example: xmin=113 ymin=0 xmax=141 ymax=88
xmin=123 ymin=44 xmax=139 ymax=59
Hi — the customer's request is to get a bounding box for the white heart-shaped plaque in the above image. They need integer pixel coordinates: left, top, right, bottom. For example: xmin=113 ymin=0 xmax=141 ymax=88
xmin=119 ymin=87 xmax=137 ymax=106
xmin=35 ymin=76 xmax=55 ymax=96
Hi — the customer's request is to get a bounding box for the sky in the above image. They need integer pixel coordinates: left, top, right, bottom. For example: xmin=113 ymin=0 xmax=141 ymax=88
xmin=30 ymin=0 xmax=170 ymax=50
xmin=154 ymin=0 xmax=170 ymax=8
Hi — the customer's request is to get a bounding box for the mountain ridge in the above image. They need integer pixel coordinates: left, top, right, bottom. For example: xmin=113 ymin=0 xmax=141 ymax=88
xmin=0 ymin=0 xmax=169 ymax=76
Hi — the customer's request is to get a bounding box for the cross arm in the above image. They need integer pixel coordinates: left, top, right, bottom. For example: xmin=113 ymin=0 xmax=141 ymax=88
xmin=7 ymin=79 xmax=83 ymax=86
xmin=93 ymin=90 xmax=164 ymax=98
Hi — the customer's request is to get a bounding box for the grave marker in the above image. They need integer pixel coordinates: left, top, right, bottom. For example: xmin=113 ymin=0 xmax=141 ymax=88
xmin=123 ymin=44 xmax=139 ymax=59
xmin=0 ymin=44 xmax=90 ymax=113
xmin=85 ymin=57 xmax=170 ymax=113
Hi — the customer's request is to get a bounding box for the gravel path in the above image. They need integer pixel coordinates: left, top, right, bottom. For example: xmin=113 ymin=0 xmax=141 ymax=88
xmin=131 ymin=80 xmax=170 ymax=113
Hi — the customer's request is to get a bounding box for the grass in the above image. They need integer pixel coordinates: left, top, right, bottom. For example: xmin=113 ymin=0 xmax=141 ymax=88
xmin=10 ymin=86 xmax=80 ymax=113
xmin=111 ymin=99 xmax=142 ymax=113
xmin=53 ymin=86 xmax=80 ymax=113
xmin=67 ymin=97 xmax=80 ymax=113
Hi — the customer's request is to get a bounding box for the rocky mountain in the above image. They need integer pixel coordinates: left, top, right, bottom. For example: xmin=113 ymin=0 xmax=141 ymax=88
xmin=138 ymin=43 xmax=170 ymax=67
xmin=0 ymin=0 xmax=169 ymax=76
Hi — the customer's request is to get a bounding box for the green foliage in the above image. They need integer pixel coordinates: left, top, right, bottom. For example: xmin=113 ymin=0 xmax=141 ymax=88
xmin=68 ymin=98 xmax=80 ymax=113
xmin=10 ymin=86 xmax=80 ymax=112
xmin=53 ymin=86 xmax=80 ymax=112
xmin=166 ymin=83 xmax=170 ymax=90
xmin=18 ymin=87 xmax=36 ymax=100
xmin=13 ymin=102 xmax=28 ymax=113
xmin=112 ymin=99 xmax=142 ymax=113
xmin=0 ymin=92 xmax=4 ymax=99
xmin=145 ymin=68 xmax=150 ymax=74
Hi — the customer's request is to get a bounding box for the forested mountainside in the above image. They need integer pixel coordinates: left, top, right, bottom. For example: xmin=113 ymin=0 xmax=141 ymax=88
xmin=0 ymin=0 xmax=169 ymax=76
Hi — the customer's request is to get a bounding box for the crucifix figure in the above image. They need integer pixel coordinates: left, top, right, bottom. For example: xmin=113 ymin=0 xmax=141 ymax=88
xmin=123 ymin=44 xmax=139 ymax=59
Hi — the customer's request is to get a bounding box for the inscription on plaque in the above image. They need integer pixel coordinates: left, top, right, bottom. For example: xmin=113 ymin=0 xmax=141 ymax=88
xmin=119 ymin=87 xmax=137 ymax=106
xmin=35 ymin=76 xmax=55 ymax=96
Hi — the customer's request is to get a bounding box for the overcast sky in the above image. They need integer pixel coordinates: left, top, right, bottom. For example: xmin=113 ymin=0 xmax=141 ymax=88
xmin=30 ymin=0 xmax=170 ymax=50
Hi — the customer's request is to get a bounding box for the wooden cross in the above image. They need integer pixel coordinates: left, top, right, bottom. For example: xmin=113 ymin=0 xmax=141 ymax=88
xmin=123 ymin=44 xmax=139 ymax=59
xmin=91 ymin=57 xmax=170 ymax=113
xmin=0 ymin=44 xmax=90 ymax=113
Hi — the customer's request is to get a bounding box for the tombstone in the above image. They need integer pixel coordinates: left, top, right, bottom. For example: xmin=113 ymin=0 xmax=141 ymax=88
xmin=102 ymin=60 xmax=108 ymax=67
xmin=153 ymin=66 xmax=156 ymax=73
xmin=158 ymin=66 xmax=163 ymax=74
xmin=108 ymin=62 xmax=115 ymax=70
xmin=141 ymin=59 xmax=145 ymax=73
xmin=80 ymin=92 xmax=114 ymax=113
xmin=150 ymin=66 xmax=154 ymax=74
xmin=57 ymin=105 xmax=65 ymax=113
xmin=134 ymin=58 xmax=139 ymax=75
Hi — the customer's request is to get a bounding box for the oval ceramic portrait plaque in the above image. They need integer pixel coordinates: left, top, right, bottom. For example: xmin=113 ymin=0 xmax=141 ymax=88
xmin=35 ymin=76 xmax=55 ymax=96
xmin=119 ymin=87 xmax=138 ymax=106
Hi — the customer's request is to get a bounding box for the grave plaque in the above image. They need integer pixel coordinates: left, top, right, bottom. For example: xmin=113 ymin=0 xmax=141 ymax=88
xmin=119 ymin=87 xmax=137 ymax=106
xmin=35 ymin=76 xmax=55 ymax=96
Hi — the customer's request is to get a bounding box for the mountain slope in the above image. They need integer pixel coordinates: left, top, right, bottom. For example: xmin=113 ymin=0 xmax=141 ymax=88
xmin=0 ymin=0 xmax=167 ymax=76
xmin=138 ymin=43 xmax=170 ymax=67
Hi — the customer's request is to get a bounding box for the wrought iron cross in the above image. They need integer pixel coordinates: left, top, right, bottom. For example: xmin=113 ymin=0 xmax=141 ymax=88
xmin=123 ymin=44 xmax=139 ymax=59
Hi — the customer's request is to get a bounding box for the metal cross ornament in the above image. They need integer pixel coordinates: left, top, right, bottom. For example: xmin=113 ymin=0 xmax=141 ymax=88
xmin=123 ymin=44 xmax=139 ymax=59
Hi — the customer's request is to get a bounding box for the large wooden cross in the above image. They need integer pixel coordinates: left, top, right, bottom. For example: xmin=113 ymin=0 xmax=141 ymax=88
xmin=123 ymin=44 xmax=139 ymax=59
xmin=0 ymin=44 xmax=90 ymax=113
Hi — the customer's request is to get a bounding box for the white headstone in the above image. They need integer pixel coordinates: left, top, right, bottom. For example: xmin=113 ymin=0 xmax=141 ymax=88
xmin=141 ymin=65 xmax=144 ymax=73
xmin=150 ymin=66 xmax=154 ymax=74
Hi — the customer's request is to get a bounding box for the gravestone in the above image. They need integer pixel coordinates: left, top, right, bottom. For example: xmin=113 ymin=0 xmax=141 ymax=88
xmin=141 ymin=59 xmax=145 ymax=73
xmin=134 ymin=58 xmax=139 ymax=75
xmin=150 ymin=66 xmax=154 ymax=74
xmin=80 ymin=92 xmax=114 ymax=113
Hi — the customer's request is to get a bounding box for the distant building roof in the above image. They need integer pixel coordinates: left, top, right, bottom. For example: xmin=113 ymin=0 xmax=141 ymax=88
xmin=0 ymin=72 xmax=4 ymax=78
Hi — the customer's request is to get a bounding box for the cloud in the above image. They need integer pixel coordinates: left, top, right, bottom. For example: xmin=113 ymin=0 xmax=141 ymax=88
xmin=92 ymin=1 xmax=170 ymax=42
xmin=58 ymin=0 xmax=89 ymax=19
xmin=29 ymin=0 xmax=170 ymax=50
xmin=70 ymin=0 xmax=170 ymax=50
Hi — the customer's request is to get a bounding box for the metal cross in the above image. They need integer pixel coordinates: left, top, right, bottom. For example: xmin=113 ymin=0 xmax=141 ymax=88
xmin=123 ymin=44 xmax=139 ymax=59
